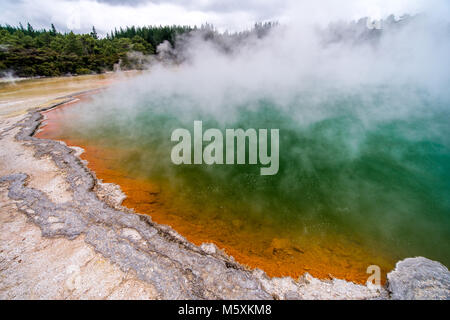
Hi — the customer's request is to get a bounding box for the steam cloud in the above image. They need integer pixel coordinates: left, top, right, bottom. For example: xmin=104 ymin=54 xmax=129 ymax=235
xmin=60 ymin=5 xmax=450 ymax=264
xmin=102 ymin=11 xmax=450 ymax=125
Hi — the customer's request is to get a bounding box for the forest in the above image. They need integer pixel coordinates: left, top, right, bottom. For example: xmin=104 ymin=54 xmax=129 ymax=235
xmin=0 ymin=17 xmax=407 ymax=78
xmin=0 ymin=22 xmax=275 ymax=77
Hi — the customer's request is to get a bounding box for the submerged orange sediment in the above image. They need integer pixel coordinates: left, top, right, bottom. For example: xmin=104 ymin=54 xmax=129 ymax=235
xmin=36 ymin=98 xmax=395 ymax=284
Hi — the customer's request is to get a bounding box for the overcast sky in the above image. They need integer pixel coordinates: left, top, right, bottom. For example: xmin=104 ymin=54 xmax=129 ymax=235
xmin=0 ymin=0 xmax=448 ymax=35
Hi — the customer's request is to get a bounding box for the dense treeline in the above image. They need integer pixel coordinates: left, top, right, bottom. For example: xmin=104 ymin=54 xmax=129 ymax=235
xmin=110 ymin=25 xmax=193 ymax=49
xmin=0 ymin=17 xmax=418 ymax=78
xmin=0 ymin=23 xmax=193 ymax=77
xmin=0 ymin=22 xmax=276 ymax=78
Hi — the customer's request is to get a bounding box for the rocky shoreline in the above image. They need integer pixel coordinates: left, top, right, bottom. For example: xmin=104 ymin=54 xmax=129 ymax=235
xmin=0 ymin=95 xmax=449 ymax=299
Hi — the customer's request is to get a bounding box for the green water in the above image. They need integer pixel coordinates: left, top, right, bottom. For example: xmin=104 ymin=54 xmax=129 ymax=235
xmin=53 ymin=82 xmax=450 ymax=267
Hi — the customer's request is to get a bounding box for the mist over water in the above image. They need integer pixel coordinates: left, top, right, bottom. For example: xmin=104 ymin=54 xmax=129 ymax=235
xmin=41 ymin=12 xmax=450 ymax=280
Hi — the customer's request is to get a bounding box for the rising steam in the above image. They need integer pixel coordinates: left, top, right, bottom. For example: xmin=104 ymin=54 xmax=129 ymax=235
xmin=55 ymin=5 xmax=450 ymax=266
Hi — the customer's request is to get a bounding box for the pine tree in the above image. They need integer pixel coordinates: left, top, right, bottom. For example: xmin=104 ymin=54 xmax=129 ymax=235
xmin=91 ymin=26 xmax=98 ymax=39
xmin=50 ymin=24 xmax=57 ymax=36
xmin=27 ymin=23 xmax=34 ymax=35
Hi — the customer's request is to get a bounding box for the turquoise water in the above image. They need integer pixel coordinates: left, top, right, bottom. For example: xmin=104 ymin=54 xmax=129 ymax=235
xmin=45 ymin=81 xmax=450 ymax=278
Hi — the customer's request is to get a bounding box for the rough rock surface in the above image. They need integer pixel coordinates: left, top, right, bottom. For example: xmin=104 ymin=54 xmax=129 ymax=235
xmin=0 ymin=187 xmax=159 ymax=299
xmin=387 ymin=257 xmax=450 ymax=300
xmin=0 ymin=92 xmax=447 ymax=300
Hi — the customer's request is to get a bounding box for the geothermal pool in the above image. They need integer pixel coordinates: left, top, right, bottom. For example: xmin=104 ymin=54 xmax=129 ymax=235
xmin=36 ymin=83 xmax=450 ymax=284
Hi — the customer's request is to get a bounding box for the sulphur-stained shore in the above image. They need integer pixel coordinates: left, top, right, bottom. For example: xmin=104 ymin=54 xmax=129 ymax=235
xmin=0 ymin=75 xmax=449 ymax=300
